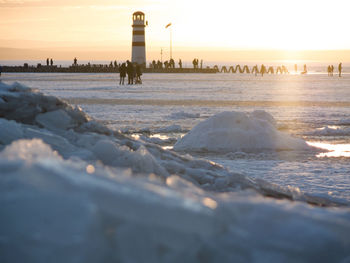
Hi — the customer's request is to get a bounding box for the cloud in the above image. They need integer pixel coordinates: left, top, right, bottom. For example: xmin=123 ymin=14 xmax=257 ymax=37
xmin=0 ymin=0 xmax=161 ymax=8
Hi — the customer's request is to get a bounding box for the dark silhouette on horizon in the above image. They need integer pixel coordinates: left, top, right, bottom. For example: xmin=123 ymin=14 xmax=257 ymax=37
xmin=126 ymin=60 xmax=134 ymax=85
xmin=339 ymin=62 xmax=342 ymax=77
xmin=179 ymin=59 xmax=182 ymax=69
xmin=119 ymin=63 xmax=126 ymax=85
xmin=135 ymin=63 xmax=142 ymax=84
xmin=301 ymin=64 xmax=307 ymax=74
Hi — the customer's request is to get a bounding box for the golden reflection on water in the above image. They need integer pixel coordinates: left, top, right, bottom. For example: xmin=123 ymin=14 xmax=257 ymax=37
xmin=150 ymin=134 xmax=169 ymax=140
xmin=307 ymin=142 xmax=350 ymax=158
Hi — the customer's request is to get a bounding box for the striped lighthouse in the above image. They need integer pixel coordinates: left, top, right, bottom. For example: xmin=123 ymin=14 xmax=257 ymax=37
xmin=131 ymin=11 xmax=146 ymax=67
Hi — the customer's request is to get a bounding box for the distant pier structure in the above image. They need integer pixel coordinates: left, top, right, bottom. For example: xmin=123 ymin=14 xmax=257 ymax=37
xmin=131 ymin=11 xmax=146 ymax=67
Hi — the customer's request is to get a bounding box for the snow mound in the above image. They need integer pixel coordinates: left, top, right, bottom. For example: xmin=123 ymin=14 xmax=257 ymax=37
xmin=174 ymin=111 xmax=310 ymax=153
xmin=310 ymin=126 xmax=350 ymax=136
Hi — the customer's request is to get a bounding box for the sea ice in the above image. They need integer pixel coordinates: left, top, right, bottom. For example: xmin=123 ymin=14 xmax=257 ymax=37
xmin=155 ymin=124 xmax=183 ymax=133
xmin=309 ymin=126 xmax=350 ymax=136
xmin=0 ymin=139 xmax=349 ymax=263
xmin=174 ymin=111 xmax=310 ymax=153
xmin=169 ymin=111 xmax=201 ymax=119
xmin=1 ymin=81 xmax=350 ymax=262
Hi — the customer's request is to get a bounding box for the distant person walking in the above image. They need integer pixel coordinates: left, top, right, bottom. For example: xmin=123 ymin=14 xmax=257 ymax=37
xmin=50 ymin=58 xmax=53 ymax=66
xmin=46 ymin=58 xmax=49 ymax=66
xmin=126 ymin=60 xmax=134 ymax=85
xmin=178 ymin=59 xmax=182 ymax=69
xmin=119 ymin=63 xmax=126 ymax=85
xmin=338 ymin=62 xmax=342 ymax=77
xmin=73 ymin=57 xmax=78 ymax=66
xmin=301 ymin=64 xmax=307 ymax=74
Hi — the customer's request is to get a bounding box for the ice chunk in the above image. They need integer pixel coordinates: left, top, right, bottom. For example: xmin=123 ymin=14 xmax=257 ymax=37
xmin=1 ymin=138 xmax=61 ymax=161
xmin=35 ymin=109 xmax=76 ymax=131
xmin=0 ymin=118 xmax=24 ymax=145
xmin=24 ymin=127 xmax=78 ymax=158
xmin=174 ymin=111 xmax=310 ymax=153
xmin=92 ymin=140 xmax=168 ymax=177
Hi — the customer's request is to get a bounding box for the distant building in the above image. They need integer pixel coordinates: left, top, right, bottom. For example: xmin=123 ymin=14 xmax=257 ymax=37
xmin=131 ymin=11 xmax=146 ymax=67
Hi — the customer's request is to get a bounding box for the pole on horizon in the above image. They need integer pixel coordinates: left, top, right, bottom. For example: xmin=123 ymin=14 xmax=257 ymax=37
xmin=165 ymin=23 xmax=172 ymax=60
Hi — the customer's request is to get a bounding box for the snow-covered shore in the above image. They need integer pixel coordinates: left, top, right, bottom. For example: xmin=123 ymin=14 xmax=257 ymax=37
xmin=1 ymin=81 xmax=350 ymax=262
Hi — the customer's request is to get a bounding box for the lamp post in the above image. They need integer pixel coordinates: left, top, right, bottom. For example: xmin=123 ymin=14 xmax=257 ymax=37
xmin=165 ymin=23 xmax=172 ymax=60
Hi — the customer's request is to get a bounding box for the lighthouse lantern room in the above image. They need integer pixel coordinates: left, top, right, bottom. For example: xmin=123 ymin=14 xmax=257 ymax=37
xmin=131 ymin=11 xmax=146 ymax=67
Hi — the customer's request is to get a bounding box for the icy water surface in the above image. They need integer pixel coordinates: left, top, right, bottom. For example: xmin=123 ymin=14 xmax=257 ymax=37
xmin=2 ymin=72 xmax=350 ymax=202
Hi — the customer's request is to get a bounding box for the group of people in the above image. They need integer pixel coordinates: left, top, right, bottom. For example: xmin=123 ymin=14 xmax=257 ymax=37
xmin=46 ymin=58 xmax=54 ymax=66
xmin=149 ymin=58 xmax=181 ymax=69
xmin=328 ymin=63 xmax=342 ymax=77
xmin=192 ymin=58 xmax=203 ymax=69
xmin=119 ymin=60 xmax=142 ymax=85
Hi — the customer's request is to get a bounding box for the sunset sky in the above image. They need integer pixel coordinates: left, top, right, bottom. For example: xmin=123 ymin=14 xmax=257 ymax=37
xmin=1 ymin=0 xmax=350 ymax=62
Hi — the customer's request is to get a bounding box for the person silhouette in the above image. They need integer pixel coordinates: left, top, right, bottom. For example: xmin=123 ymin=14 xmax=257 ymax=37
xmin=135 ymin=63 xmax=142 ymax=84
xmin=46 ymin=58 xmax=49 ymax=66
xmin=50 ymin=59 xmax=53 ymax=66
xmin=301 ymin=64 xmax=307 ymax=74
xmin=338 ymin=62 xmax=342 ymax=77
xmin=119 ymin=63 xmax=126 ymax=85
xmin=179 ymin=59 xmax=182 ymax=69
xmin=74 ymin=57 xmax=77 ymax=66
xmin=126 ymin=60 xmax=134 ymax=84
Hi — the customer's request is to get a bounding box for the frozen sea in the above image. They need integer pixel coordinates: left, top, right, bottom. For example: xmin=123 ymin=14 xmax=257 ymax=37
xmin=2 ymin=71 xmax=350 ymax=203
xmin=2 ymin=71 xmax=350 ymax=262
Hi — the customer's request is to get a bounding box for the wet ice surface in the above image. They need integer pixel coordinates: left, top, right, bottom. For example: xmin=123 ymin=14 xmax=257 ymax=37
xmin=1 ymin=78 xmax=350 ymax=262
